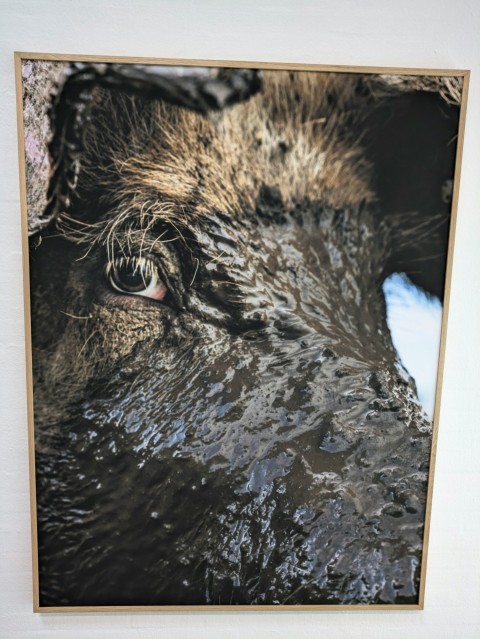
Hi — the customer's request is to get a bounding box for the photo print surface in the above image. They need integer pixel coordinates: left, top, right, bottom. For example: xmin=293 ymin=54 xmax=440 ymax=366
xmin=17 ymin=56 xmax=466 ymax=609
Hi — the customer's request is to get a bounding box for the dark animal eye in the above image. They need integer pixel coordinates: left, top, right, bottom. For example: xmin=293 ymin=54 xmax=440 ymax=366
xmin=105 ymin=256 xmax=168 ymax=301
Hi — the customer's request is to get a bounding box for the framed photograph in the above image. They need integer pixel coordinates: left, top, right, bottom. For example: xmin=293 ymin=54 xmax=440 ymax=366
xmin=15 ymin=52 xmax=468 ymax=611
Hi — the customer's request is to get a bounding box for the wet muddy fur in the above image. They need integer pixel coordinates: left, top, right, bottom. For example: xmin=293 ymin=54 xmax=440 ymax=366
xmin=27 ymin=65 xmax=460 ymax=605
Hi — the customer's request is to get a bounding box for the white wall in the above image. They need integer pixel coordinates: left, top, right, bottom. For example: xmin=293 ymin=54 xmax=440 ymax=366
xmin=1 ymin=1 xmax=479 ymax=637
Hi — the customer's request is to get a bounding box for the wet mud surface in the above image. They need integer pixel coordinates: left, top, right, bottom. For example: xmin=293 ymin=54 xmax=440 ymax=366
xmin=34 ymin=214 xmax=432 ymax=606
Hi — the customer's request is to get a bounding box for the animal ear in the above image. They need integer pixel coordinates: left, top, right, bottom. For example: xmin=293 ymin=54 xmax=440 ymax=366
xmin=27 ymin=63 xmax=262 ymax=236
xmin=364 ymin=76 xmax=463 ymax=301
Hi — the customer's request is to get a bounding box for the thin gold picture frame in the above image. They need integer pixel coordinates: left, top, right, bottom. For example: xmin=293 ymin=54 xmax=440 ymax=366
xmin=14 ymin=51 xmax=470 ymax=613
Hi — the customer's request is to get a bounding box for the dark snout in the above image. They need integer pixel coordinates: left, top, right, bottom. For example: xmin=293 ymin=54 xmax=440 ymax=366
xmin=35 ymin=321 xmax=431 ymax=606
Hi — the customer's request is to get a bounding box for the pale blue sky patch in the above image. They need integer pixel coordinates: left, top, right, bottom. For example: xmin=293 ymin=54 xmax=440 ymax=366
xmin=383 ymin=273 xmax=443 ymax=419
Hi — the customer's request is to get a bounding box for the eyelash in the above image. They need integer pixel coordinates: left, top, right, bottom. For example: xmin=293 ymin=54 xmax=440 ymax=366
xmin=104 ymin=255 xmax=168 ymax=302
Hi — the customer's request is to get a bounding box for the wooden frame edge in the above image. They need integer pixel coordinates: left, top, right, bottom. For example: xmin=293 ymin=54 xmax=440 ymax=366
xmin=14 ymin=51 xmax=469 ymax=614
xmin=14 ymin=51 xmax=469 ymax=77
xmin=416 ymin=68 xmax=470 ymax=609
xmin=14 ymin=51 xmax=41 ymax=612
xmin=33 ymin=603 xmax=423 ymax=613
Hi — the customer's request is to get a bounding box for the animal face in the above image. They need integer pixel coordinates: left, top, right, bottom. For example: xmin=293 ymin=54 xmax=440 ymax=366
xmin=25 ymin=63 xmax=460 ymax=606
